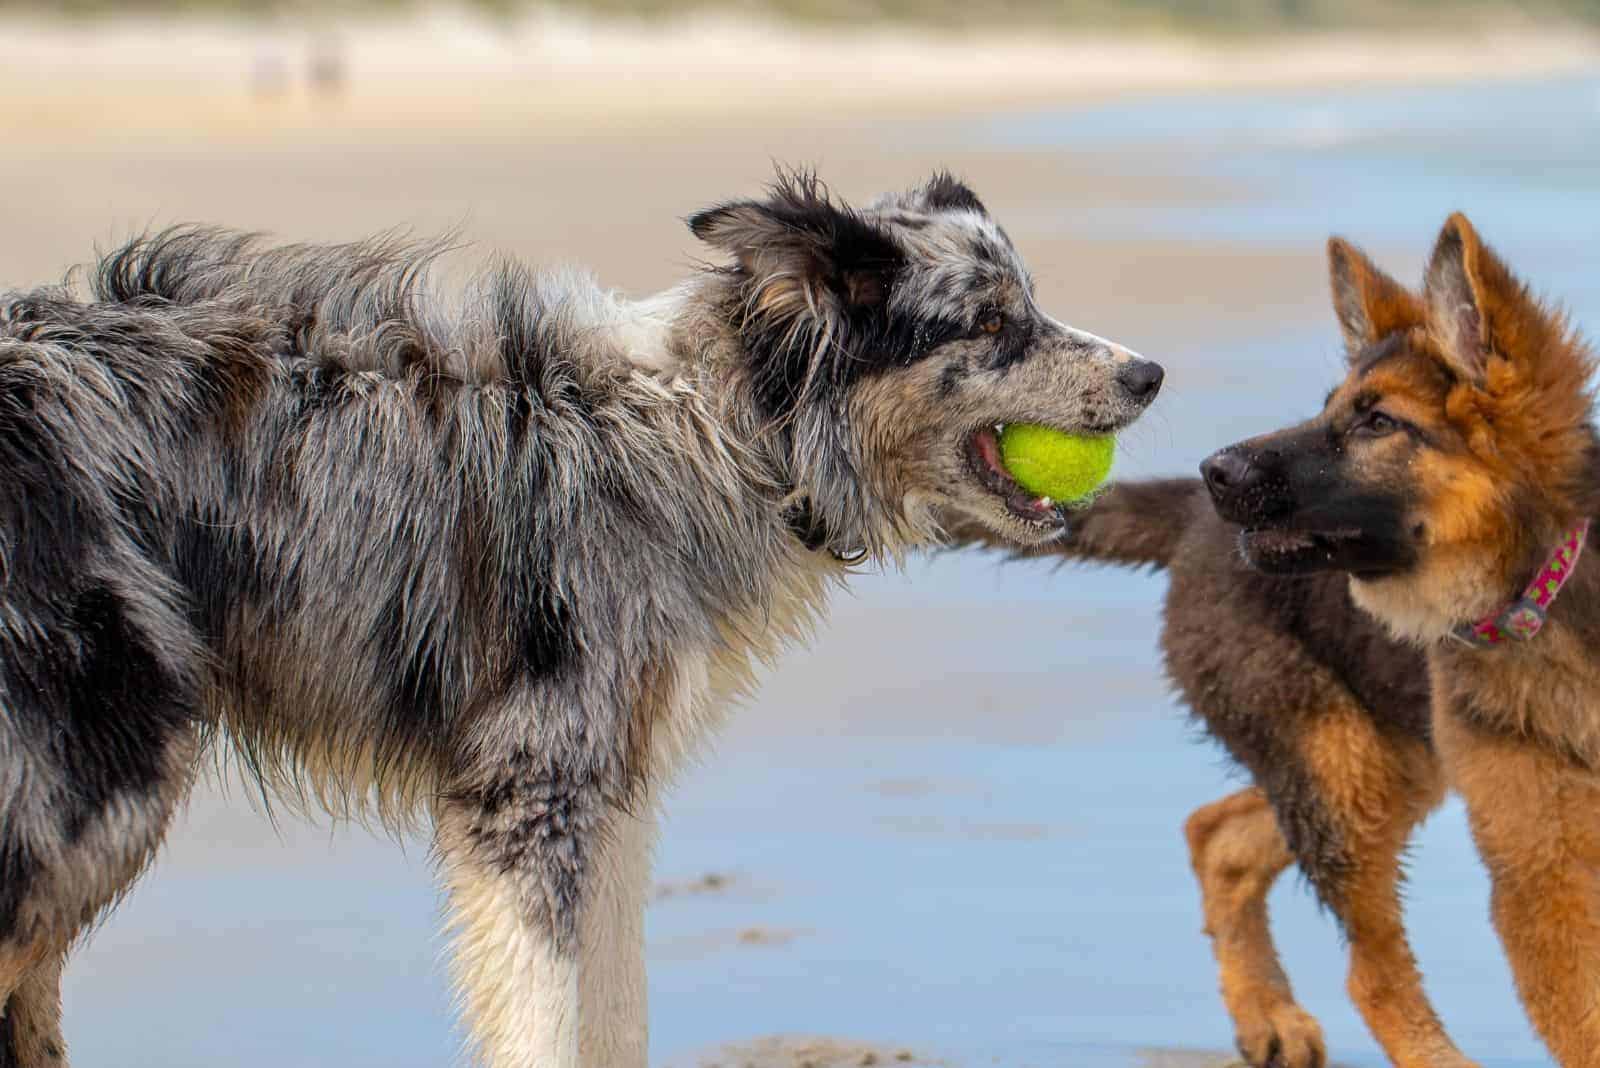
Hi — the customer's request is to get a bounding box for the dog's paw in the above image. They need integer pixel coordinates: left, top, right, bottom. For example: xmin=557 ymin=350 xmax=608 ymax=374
xmin=1234 ymin=1001 xmax=1326 ymax=1068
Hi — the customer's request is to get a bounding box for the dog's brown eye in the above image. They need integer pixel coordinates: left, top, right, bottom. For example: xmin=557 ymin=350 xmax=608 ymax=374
xmin=976 ymin=312 xmax=1004 ymax=336
xmin=1356 ymin=411 xmax=1401 ymax=437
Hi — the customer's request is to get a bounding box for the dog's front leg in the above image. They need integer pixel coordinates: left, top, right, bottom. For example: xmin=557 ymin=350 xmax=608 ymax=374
xmin=436 ymin=769 xmax=606 ymax=1068
xmin=578 ymin=801 xmax=656 ymax=1068
xmin=1437 ymin=707 xmax=1600 ymax=1068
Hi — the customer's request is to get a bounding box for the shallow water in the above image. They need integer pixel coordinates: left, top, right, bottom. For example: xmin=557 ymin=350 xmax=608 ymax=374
xmin=65 ymin=74 xmax=1600 ymax=1067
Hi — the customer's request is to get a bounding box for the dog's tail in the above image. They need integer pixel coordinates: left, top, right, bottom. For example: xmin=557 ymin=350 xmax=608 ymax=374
xmin=91 ymin=226 xmax=456 ymax=320
xmin=93 ymin=227 xmax=264 ymax=307
xmin=946 ymin=477 xmax=1203 ymax=572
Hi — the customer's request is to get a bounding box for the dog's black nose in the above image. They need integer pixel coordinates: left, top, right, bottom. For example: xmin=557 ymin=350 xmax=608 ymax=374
xmin=1201 ymin=448 xmax=1259 ymax=497
xmin=1117 ymin=359 xmax=1165 ymax=401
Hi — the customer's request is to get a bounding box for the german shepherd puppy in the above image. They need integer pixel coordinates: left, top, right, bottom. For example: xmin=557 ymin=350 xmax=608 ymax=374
xmin=0 ymin=172 xmax=1163 ymax=1068
xmin=954 ymin=500 xmax=1466 ymax=1063
xmin=1205 ymin=216 xmax=1600 ymax=1067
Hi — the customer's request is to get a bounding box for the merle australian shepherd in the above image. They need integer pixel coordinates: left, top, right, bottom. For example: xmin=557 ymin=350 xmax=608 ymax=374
xmin=0 ymin=171 xmax=1162 ymax=1068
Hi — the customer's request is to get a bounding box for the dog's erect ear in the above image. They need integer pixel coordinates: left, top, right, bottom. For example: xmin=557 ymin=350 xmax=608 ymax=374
xmin=1423 ymin=213 xmax=1519 ymax=385
xmin=1327 ymin=237 xmax=1422 ymax=360
xmin=914 ymin=171 xmax=987 ymax=216
xmin=689 ymin=172 xmax=903 ymax=314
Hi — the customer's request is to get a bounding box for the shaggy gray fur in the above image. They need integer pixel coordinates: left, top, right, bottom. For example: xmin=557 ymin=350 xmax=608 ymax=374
xmin=0 ymin=170 xmax=1160 ymax=1067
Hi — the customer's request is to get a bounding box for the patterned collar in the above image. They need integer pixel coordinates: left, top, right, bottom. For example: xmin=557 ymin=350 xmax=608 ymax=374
xmin=1451 ymin=519 xmax=1591 ymax=648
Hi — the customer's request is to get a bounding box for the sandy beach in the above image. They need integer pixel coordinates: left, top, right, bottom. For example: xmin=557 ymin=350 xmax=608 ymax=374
xmin=663 ymin=1033 xmax=1343 ymax=1067
xmin=3 ymin=7 xmax=1599 ymax=140
xmin=14 ymin=8 xmax=1595 ymax=1066
xmin=5 ymin=7 xmax=1591 ymax=294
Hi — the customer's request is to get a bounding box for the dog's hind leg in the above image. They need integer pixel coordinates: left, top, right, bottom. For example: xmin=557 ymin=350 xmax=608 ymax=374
xmin=1185 ymin=787 xmax=1325 ymax=1068
xmin=0 ymin=593 xmax=203 ymax=1068
xmin=0 ymin=743 xmax=198 ymax=1068
xmin=1299 ymin=704 xmax=1475 ymax=1068
xmin=1437 ymin=708 xmax=1600 ymax=1068
xmin=577 ymin=803 xmax=654 ymax=1068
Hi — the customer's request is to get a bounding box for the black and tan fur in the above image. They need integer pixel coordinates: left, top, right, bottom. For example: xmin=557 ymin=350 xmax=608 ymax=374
xmin=944 ymin=239 xmax=1504 ymax=1068
xmin=953 ymin=475 xmax=1463 ymax=1068
xmin=0 ymin=171 xmax=1163 ymax=1068
xmin=1206 ymin=217 xmax=1600 ymax=1067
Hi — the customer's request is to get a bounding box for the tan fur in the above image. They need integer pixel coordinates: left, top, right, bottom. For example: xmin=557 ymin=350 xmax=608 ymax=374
xmin=957 ymin=459 xmax=1470 ymax=1065
xmin=1434 ymin=704 xmax=1600 ymax=1068
xmin=1328 ymin=238 xmax=1428 ymax=357
xmin=1194 ymin=226 xmax=1568 ymax=1065
xmin=1341 ymin=344 xmax=1524 ymax=643
xmin=1419 ymin=218 xmax=1600 ymax=1067
xmin=1311 ymin=216 xmax=1600 ymax=1065
xmin=0 ymin=955 xmax=64 ymax=1066
xmin=1298 ymin=704 xmax=1467 ymax=1068
xmin=1184 ymin=789 xmax=1325 ymax=1068
xmin=0 ymin=943 xmax=49 ymax=1013
xmin=1352 ymin=219 xmax=1596 ymax=647
xmin=1182 ymin=702 xmax=1466 ymax=1068
xmin=1444 ymin=621 xmax=1600 ymax=767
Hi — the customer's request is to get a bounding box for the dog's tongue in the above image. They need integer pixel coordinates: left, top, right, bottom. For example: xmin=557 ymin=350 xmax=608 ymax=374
xmin=972 ymin=426 xmax=1055 ymax=517
xmin=972 ymin=426 xmax=1004 ymax=471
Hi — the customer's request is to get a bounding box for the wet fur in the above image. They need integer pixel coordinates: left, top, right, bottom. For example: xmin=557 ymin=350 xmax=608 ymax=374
xmin=947 ymin=479 xmax=1460 ymax=1068
xmin=0 ymin=171 xmax=1160 ymax=1068
xmin=1208 ymin=218 xmax=1600 ymax=1066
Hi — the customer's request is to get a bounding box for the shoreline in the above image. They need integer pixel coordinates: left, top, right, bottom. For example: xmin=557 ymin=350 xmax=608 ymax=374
xmin=2 ymin=8 xmax=1596 ymax=143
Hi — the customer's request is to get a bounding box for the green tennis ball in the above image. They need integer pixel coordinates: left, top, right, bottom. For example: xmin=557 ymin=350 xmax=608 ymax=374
xmin=998 ymin=424 xmax=1114 ymax=503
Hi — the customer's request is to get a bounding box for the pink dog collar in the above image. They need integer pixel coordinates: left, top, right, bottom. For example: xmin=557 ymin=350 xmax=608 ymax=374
xmin=1451 ymin=519 xmax=1591 ymax=648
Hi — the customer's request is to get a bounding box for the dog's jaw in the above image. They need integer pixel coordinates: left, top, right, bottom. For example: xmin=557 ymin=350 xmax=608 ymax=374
xmin=1349 ymin=551 xmax=1508 ymax=646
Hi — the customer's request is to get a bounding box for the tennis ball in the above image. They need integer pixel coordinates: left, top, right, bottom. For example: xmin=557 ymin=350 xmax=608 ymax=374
xmin=998 ymin=424 xmax=1114 ymax=503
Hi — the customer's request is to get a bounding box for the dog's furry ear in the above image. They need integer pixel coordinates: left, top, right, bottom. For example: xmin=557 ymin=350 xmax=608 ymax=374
xmin=1423 ymin=213 xmax=1519 ymax=385
xmin=689 ymin=172 xmax=903 ymax=314
xmin=1327 ymin=237 xmax=1422 ymax=360
xmin=913 ymin=171 xmax=987 ymax=216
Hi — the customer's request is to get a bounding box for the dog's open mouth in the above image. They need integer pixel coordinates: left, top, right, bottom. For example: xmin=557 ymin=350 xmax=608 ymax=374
xmin=965 ymin=424 xmax=1069 ymax=527
xmin=1238 ymin=526 xmax=1364 ymax=574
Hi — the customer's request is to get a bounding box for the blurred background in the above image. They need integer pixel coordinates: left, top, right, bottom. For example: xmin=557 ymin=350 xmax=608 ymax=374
xmin=4 ymin=1 xmax=1599 ymax=1066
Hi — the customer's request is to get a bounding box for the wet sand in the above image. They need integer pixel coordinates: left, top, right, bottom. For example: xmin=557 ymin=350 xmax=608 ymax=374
xmin=673 ymin=1037 xmax=1359 ymax=1067
xmin=667 ymin=1035 xmax=941 ymax=1067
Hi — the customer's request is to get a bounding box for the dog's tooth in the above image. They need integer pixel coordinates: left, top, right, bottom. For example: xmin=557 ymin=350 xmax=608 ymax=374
xmin=1035 ymin=496 xmax=1052 ymax=509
